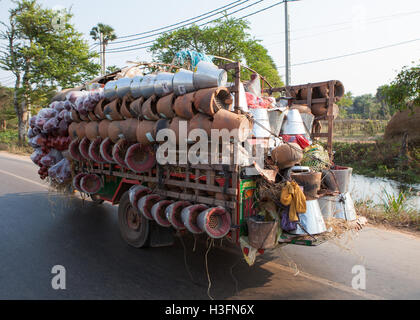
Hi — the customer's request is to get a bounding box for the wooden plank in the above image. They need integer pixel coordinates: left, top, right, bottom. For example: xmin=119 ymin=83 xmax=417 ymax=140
xmin=327 ymin=81 xmax=335 ymax=160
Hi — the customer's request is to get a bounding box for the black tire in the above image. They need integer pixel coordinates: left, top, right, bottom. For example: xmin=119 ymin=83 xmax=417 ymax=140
xmin=90 ymin=194 xmax=104 ymax=204
xmin=118 ymin=191 xmax=150 ymax=248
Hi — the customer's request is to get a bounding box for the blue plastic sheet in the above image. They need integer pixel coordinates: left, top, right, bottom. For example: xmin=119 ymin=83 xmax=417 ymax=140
xmin=173 ymin=50 xmax=214 ymax=69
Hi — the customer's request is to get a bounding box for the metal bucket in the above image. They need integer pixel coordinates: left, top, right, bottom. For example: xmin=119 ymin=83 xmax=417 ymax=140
xmin=104 ymin=80 xmax=117 ymax=100
xmin=335 ymin=192 xmax=357 ymax=221
xmin=139 ymin=74 xmax=156 ymax=99
xmin=318 ymin=195 xmax=336 ymax=219
xmin=173 ymin=69 xmax=195 ymax=96
xmin=193 ymin=61 xmax=227 ymax=90
xmin=154 ymin=72 xmax=174 ymax=97
xmin=289 ymin=200 xmax=327 ymax=235
xmin=130 ymin=76 xmax=143 ymax=98
xmin=116 ymin=78 xmax=133 ymax=98
xmin=267 ymin=108 xmax=285 ymax=136
xmin=249 ymin=108 xmax=271 ymax=138
xmin=330 ymin=166 xmax=353 ymax=193
xmin=281 ymin=109 xmax=306 ymax=135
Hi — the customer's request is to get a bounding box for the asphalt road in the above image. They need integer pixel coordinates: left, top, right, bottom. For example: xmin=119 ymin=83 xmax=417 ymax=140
xmin=0 ymin=151 xmax=419 ymax=300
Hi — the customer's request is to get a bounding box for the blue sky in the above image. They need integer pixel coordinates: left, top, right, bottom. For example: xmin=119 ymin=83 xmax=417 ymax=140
xmin=0 ymin=0 xmax=419 ymax=96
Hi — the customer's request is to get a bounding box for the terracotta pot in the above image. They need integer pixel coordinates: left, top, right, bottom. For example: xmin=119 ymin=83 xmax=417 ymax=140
xmin=311 ymin=103 xmax=339 ymax=119
xmin=168 ymin=117 xmax=189 ymax=144
xmin=151 ymin=200 xmax=173 ymax=227
xmin=98 ymin=119 xmax=111 ymax=139
xmin=80 ymin=174 xmax=102 ymax=194
xmin=88 ymin=137 xmax=106 ymax=163
xmin=103 ymin=98 xmax=123 ymax=121
xmin=68 ymin=122 xmax=79 ymax=139
xmin=153 ymin=119 xmax=170 ymax=140
xmin=271 ymin=143 xmax=303 ymax=169
xmin=78 ymin=136 xmax=91 ymax=160
xmin=156 ymin=93 xmax=176 ymax=119
xmin=211 ymin=109 xmax=251 ymax=142
xmin=112 ymin=138 xmax=130 ymax=167
xmin=136 ymin=120 xmax=156 ymax=145
xmin=79 ymin=112 xmax=89 ymax=121
xmin=88 ymin=111 xmax=99 ymax=121
xmin=129 ymin=97 xmax=144 ymax=119
xmin=120 ymin=95 xmax=133 ymax=119
xmin=291 ymin=171 xmax=322 ymax=200
xmin=334 ymin=81 xmax=345 ymax=100
xmin=121 ymin=118 xmax=139 ymax=142
xmin=290 ymin=104 xmax=312 ymax=114
xmin=69 ymin=138 xmax=83 ymax=161
xmin=85 ymin=121 xmax=100 ymax=141
xmin=75 ymin=121 xmax=87 ymax=139
xmin=194 ymin=87 xmax=232 ymax=116
xmin=138 ymin=194 xmax=162 ymax=220
xmin=314 ymin=85 xmax=328 ymax=98
xmin=125 ymin=143 xmax=156 ymax=173
xmin=94 ymin=98 xmax=108 ymax=120
xmin=99 ymin=137 xmax=115 ymax=163
xmin=141 ymin=94 xmax=160 ymax=121
xmin=70 ymin=109 xmax=81 ymax=123
xmin=173 ymin=92 xmax=196 ymax=119
xmin=108 ymin=120 xmax=125 ymax=143
xmin=72 ymin=173 xmax=86 ymax=191
xmin=189 ymin=112 xmax=212 ymax=136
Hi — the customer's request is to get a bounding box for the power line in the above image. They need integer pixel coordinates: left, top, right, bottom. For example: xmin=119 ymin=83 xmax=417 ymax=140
xmin=105 ymin=0 xmax=284 ymax=54
xmin=111 ymin=0 xmax=249 ymax=43
xmin=277 ymin=37 xmax=420 ymax=68
xmin=106 ymin=0 xmax=264 ymax=48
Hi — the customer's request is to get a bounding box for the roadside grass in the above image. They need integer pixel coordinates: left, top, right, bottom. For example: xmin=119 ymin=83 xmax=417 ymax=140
xmin=333 ymin=140 xmax=420 ymax=184
xmin=355 ymin=190 xmax=420 ymax=231
xmin=0 ymin=129 xmax=32 ymax=155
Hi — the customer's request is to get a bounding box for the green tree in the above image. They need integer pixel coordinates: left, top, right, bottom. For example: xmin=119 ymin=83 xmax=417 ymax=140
xmin=0 ymin=85 xmax=15 ymax=129
xmin=336 ymin=91 xmax=353 ymax=118
xmin=0 ymin=0 xmax=99 ymax=144
xmin=382 ymin=61 xmax=420 ymax=112
xmin=351 ymin=94 xmax=381 ymax=119
xmin=149 ymin=17 xmax=282 ymax=87
xmin=90 ymin=23 xmax=117 ymax=75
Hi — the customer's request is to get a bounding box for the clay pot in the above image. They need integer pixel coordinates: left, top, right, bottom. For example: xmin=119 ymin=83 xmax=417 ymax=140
xmin=68 ymin=122 xmax=79 ymax=139
xmin=156 ymin=93 xmax=176 ymax=119
xmin=103 ymin=98 xmax=123 ymax=121
xmin=112 ymin=138 xmax=130 ymax=167
xmin=141 ymin=95 xmax=160 ymax=121
xmin=298 ymin=87 xmax=309 ymax=100
xmin=98 ymin=119 xmax=111 ymax=139
xmin=85 ymin=121 xmax=100 ymax=141
xmin=291 ymin=171 xmax=322 ymax=200
xmin=88 ymin=111 xmax=99 ymax=121
xmin=78 ymin=136 xmax=91 ymax=160
xmin=290 ymin=104 xmax=312 ymax=114
xmin=75 ymin=121 xmax=86 ymax=139
xmin=314 ymin=85 xmax=329 ymax=98
xmin=271 ymin=143 xmax=303 ymax=169
xmin=311 ymin=103 xmax=339 ymax=119
xmin=99 ymin=137 xmax=115 ymax=163
xmin=94 ymin=98 xmax=108 ymax=120
xmin=108 ymin=120 xmax=125 ymax=143
xmin=334 ymin=81 xmax=345 ymax=101
xmin=168 ymin=117 xmax=189 ymax=144
xmin=69 ymin=138 xmax=83 ymax=161
xmin=79 ymin=112 xmax=89 ymax=121
xmin=211 ymin=109 xmax=251 ymax=142
xmin=80 ymin=174 xmax=102 ymax=194
xmin=70 ymin=109 xmax=81 ymax=123
xmin=129 ymin=97 xmax=144 ymax=119
xmin=121 ymin=118 xmax=139 ymax=142
xmin=173 ymin=92 xmax=196 ymax=119
xmin=88 ymin=137 xmax=106 ymax=163
xmin=136 ymin=120 xmax=156 ymax=145
xmin=120 ymin=95 xmax=133 ymax=119
xmin=189 ymin=113 xmax=212 ymax=136
xmin=153 ymin=119 xmax=170 ymax=140
xmin=194 ymin=87 xmax=233 ymax=116
xmin=125 ymin=143 xmax=156 ymax=173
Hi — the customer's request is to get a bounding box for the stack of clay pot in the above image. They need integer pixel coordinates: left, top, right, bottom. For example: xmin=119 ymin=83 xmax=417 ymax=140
xmin=67 ymin=72 xmax=251 ymax=173
xmin=296 ymin=81 xmax=344 ymax=119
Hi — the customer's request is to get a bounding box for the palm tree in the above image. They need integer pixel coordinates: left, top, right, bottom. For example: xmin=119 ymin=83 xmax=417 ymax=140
xmin=90 ymin=23 xmax=117 ymax=75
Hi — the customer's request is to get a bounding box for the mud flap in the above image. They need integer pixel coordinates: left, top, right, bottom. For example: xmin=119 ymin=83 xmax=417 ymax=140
xmin=149 ymin=223 xmax=175 ymax=247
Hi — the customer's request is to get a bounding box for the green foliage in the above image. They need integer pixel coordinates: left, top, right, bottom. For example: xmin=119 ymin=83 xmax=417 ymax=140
xmin=382 ymin=61 xmax=420 ymax=112
xmin=0 ymin=86 xmax=15 ymax=122
xmin=90 ymin=23 xmax=117 ymax=45
xmin=149 ymin=17 xmax=283 ymax=87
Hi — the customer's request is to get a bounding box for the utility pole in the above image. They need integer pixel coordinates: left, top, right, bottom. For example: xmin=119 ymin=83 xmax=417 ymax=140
xmin=284 ymin=0 xmax=291 ymax=86
xmin=99 ymin=32 xmax=105 ymax=76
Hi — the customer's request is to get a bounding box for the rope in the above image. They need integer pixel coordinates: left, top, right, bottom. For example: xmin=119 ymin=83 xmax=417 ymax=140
xmin=205 ymin=238 xmax=215 ymax=300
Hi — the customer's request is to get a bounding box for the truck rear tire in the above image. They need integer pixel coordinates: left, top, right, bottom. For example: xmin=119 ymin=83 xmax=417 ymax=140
xmin=118 ymin=191 xmax=150 ymax=248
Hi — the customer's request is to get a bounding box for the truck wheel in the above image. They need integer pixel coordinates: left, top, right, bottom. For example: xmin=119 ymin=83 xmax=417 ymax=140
xmin=90 ymin=194 xmax=104 ymax=205
xmin=118 ymin=191 xmax=150 ymax=248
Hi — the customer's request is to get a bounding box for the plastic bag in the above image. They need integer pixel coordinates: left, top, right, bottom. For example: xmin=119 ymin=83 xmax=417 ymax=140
xmin=63 ymin=100 xmax=73 ymax=111
xmin=57 ymin=119 xmax=69 ymax=137
xmin=29 ymin=116 xmax=38 ymax=128
xmin=50 ymin=101 xmax=65 ymax=112
xmin=28 ymin=134 xmax=46 ymax=148
xmin=66 ymin=91 xmax=86 ymax=104
xmin=244 ymin=73 xmax=262 ymax=97
xmin=43 ymin=117 xmax=60 ymax=133
xmin=27 ymin=127 xmax=37 ymax=139
xmin=30 ymin=148 xmax=44 ymax=166
xmin=40 ymin=149 xmax=63 ymax=167
xmin=37 ymin=108 xmax=57 ymax=119
xmin=48 ymin=158 xmax=71 ymax=184
xmin=75 ymin=96 xmax=88 ymax=116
